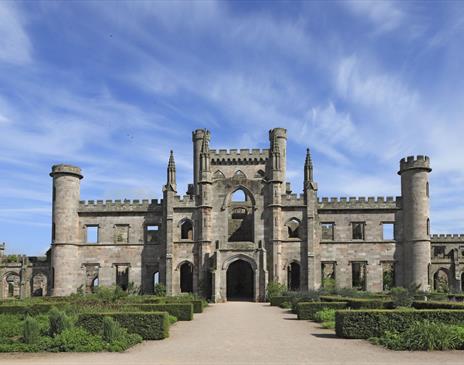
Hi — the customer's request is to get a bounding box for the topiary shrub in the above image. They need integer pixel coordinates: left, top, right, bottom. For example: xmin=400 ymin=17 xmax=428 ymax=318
xmin=126 ymin=303 xmax=193 ymax=321
xmin=102 ymin=316 xmax=122 ymax=343
xmin=154 ymin=283 xmax=166 ymax=297
xmin=297 ymin=302 xmax=347 ymax=320
xmin=313 ymin=308 xmax=336 ymax=323
xmin=77 ymin=312 xmax=169 ymax=340
xmin=48 ymin=307 xmax=72 ymax=337
xmin=22 ymin=316 xmax=40 ymax=344
xmin=279 ymin=301 xmax=291 ymax=309
xmin=287 ymin=291 xmax=321 ymax=312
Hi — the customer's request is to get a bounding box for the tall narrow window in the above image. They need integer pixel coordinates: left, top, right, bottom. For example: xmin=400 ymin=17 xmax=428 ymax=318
xmin=352 ymin=222 xmax=365 ymax=240
xmin=382 ymin=262 xmax=395 ymax=291
xmin=86 ymin=225 xmax=99 ymax=243
xmin=181 ymin=220 xmax=193 ymax=240
xmin=427 ymin=218 xmax=430 ymax=235
xmin=351 ymin=262 xmax=367 ymax=290
xmin=382 ymin=223 xmax=394 ymax=240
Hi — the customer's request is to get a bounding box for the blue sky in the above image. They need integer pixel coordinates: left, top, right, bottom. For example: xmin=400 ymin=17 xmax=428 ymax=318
xmin=1 ymin=0 xmax=464 ymax=256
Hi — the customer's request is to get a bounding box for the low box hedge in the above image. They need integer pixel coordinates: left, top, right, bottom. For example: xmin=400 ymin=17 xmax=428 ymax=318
xmin=296 ymin=302 xmax=348 ymax=320
xmin=126 ymin=303 xmax=193 ymax=321
xmin=0 ymin=303 xmax=66 ymax=315
xmin=335 ymin=309 xmax=464 ymax=339
xmin=346 ymin=298 xmax=393 ymax=309
xmin=270 ymin=296 xmax=290 ymax=307
xmin=413 ymin=301 xmax=464 ymax=310
xmin=77 ymin=311 xmax=169 ymax=340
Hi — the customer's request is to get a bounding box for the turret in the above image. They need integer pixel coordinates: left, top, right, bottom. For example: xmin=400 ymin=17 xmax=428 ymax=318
xmin=192 ymin=129 xmax=210 ymax=195
xmin=49 ymin=164 xmax=83 ymax=296
xmin=304 ymin=148 xmax=313 ymax=184
xmin=165 ymin=150 xmax=177 ymax=193
xmin=398 ymin=155 xmax=432 ymax=291
xmin=269 ymin=128 xmax=287 ymax=183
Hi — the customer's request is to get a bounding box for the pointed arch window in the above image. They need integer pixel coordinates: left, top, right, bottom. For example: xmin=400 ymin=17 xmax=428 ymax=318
xmin=285 ymin=218 xmax=300 ymax=239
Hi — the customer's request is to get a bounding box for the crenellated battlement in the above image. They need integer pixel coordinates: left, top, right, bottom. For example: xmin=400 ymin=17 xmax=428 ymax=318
xmin=282 ymin=193 xmax=305 ymax=206
xmin=78 ymin=199 xmax=162 ymax=213
xmin=398 ymin=155 xmax=431 ymax=174
xmin=210 ymin=148 xmax=269 ymax=165
xmin=317 ymin=196 xmax=401 ymax=210
xmin=431 ymin=234 xmax=464 ymax=242
xmin=172 ymin=195 xmax=196 ymax=208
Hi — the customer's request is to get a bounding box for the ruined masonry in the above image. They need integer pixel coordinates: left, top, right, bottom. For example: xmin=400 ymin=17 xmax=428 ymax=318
xmin=2 ymin=128 xmax=463 ymax=300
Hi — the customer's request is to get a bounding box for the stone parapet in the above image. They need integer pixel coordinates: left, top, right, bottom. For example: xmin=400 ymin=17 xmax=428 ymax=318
xmin=210 ymin=149 xmax=269 ymax=165
xmin=431 ymin=234 xmax=464 ymax=242
xmin=317 ymin=196 xmax=401 ymax=210
xmin=79 ymin=199 xmax=162 ymax=213
xmin=398 ymin=155 xmax=431 ymax=175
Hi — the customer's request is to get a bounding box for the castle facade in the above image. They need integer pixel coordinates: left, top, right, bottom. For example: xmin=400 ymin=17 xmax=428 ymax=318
xmin=2 ymin=128 xmax=464 ymax=300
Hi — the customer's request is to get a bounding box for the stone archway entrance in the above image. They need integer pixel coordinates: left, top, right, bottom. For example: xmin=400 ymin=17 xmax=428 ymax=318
xmin=226 ymin=259 xmax=254 ymax=301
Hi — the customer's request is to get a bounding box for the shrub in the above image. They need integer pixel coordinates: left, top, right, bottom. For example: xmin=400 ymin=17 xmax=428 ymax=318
xmin=266 ymin=281 xmax=286 ymax=300
xmin=336 ymin=309 xmax=464 ymax=339
xmin=0 ymin=303 xmax=66 ymax=315
xmin=321 ymin=321 xmax=335 ymax=329
xmin=22 ymin=316 xmax=40 ymax=344
xmin=287 ymin=291 xmax=321 ymax=312
xmin=48 ymin=308 xmax=72 ymax=337
xmin=321 ymin=278 xmax=336 ymax=292
xmin=77 ymin=312 xmax=169 ymax=340
xmin=372 ymin=321 xmax=464 ymax=351
xmin=269 ymin=296 xmax=290 ymax=307
xmin=390 ymin=287 xmax=413 ymax=308
xmin=154 ymin=283 xmax=166 ymax=297
xmin=413 ymin=301 xmax=464 ymax=310
xmin=126 ymin=303 xmax=193 ymax=321
xmin=48 ymin=327 xmax=105 ymax=352
xmin=313 ymin=309 xmax=336 ymax=323
xmin=279 ymin=301 xmax=291 ymax=309
xmin=297 ymin=302 xmax=347 ymax=320
xmin=94 ymin=286 xmax=127 ymax=303
xmin=168 ymin=315 xmax=177 ymax=325
xmin=102 ymin=316 xmax=122 ymax=343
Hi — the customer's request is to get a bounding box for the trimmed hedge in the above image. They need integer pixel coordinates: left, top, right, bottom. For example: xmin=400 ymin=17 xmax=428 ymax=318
xmin=126 ymin=303 xmax=193 ymax=321
xmin=336 ymin=309 xmax=464 ymax=339
xmin=413 ymin=301 xmax=464 ymax=310
xmin=297 ymin=302 xmax=348 ymax=320
xmin=270 ymin=296 xmax=290 ymax=307
xmin=347 ymin=298 xmax=393 ymax=309
xmin=77 ymin=312 xmax=169 ymax=340
xmin=0 ymin=303 xmax=66 ymax=315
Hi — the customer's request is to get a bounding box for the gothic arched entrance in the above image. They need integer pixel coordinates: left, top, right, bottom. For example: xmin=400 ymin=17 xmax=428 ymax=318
xmin=226 ymin=259 xmax=254 ymax=300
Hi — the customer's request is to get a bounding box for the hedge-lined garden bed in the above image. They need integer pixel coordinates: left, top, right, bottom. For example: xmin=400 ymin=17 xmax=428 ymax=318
xmin=125 ymin=303 xmax=193 ymax=321
xmin=296 ymin=302 xmax=347 ymax=320
xmin=335 ymin=309 xmax=464 ymax=339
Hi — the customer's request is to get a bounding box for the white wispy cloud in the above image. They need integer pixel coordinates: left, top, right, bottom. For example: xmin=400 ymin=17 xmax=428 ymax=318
xmin=0 ymin=2 xmax=32 ymax=65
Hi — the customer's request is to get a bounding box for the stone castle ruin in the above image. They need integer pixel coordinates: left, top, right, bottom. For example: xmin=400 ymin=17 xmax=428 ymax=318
xmin=2 ymin=128 xmax=464 ymax=300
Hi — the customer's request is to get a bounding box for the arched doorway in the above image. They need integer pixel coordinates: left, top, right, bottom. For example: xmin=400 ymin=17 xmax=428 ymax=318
xmin=180 ymin=262 xmax=193 ymax=293
xmin=287 ymin=262 xmax=301 ymax=291
xmin=226 ymin=259 xmax=254 ymax=300
xmin=434 ymin=268 xmax=449 ymax=292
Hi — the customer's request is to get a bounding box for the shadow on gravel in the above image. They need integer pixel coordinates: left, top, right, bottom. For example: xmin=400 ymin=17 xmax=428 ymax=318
xmin=283 ymin=317 xmax=299 ymax=320
xmin=312 ymin=333 xmax=338 ymax=339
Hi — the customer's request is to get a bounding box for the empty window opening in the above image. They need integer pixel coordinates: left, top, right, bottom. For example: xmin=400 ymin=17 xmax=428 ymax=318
xmin=116 ymin=265 xmax=129 ymax=291
xmin=213 ymin=170 xmax=225 ymax=180
xmin=153 ymin=271 xmax=160 ymax=285
xmin=4 ymin=274 xmax=20 ymax=298
xmin=321 ymin=223 xmax=335 ymax=240
xmin=85 ymin=265 xmax=99 ymax=294
xmin=434 ymin=269 xmax=449 ymax=293
xmin=426 ymin=182 xmax=430 ymax=198
xmin=321 ymin=262 xmax=336 ymax=288
xmin=114 ymin=224 xmax=129 ymax=243
xmin=181 ymin=220 xmax=193 ymax=240
xmin=352 ymin=222 xmax=365 ymax=240
xmin=434 ymin=246 xmax=445 ymax=258
xmin=31 ymin=273 xmax=47 ymax=297
xmin=287 ymin=262 xmax=301 ymax=291
xmin=286 ymin=219 xmax=300 ymax=239
xmin=427 ymin=218 xmax=430 ymax=235
xmin=180 ymin=262 xmax=193 ymax=293
xmin=351 ymin=262 xmax=367 ymax=291
xmin=382 ymin=262 xmax=395 ymax=291
xmin=382 ymin=223 xmax=394 ymax=240
xmin=92 ymin=277 xmax=99 ymax=291
xmin=86 ymin=226 xmax=99 ymax=243
xmin=231 ymin=189 xmax=247 ymax=202
xmin=146 ymin=225 xmax=159 ymax=243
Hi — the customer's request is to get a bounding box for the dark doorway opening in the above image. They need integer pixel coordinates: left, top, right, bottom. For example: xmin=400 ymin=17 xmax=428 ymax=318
xmin=227 ymin=259 xmax=254 ymax=301
xmin=287 ymin=262 xmax=301 ymax=291
xmin=180 ymin=262 xmax=193 ymax=293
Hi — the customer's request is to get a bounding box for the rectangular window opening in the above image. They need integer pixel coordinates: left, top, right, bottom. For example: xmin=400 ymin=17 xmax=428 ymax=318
xmin=321 ymin=223 xmax=334 ymax=241
xmin=352 ymin=222 xmax=365 ymax=240
xmin=146 ymin=225 xmax=160 ymax=243
xmin=382 ymin=223 xmax=394 ymax=240
xmin=86 ymin=226 xmax=99 ymax=244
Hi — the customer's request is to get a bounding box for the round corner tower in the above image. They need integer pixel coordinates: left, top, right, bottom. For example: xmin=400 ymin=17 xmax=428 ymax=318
xmin=398 ymin=155 xmax=431 ymax=291
xmin=49 ymin=164 xmax=83 ymax=296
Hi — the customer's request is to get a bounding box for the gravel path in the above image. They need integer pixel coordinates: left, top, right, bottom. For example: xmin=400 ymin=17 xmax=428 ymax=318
xmin=1 ymin=302 xmax=463 ymax=365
